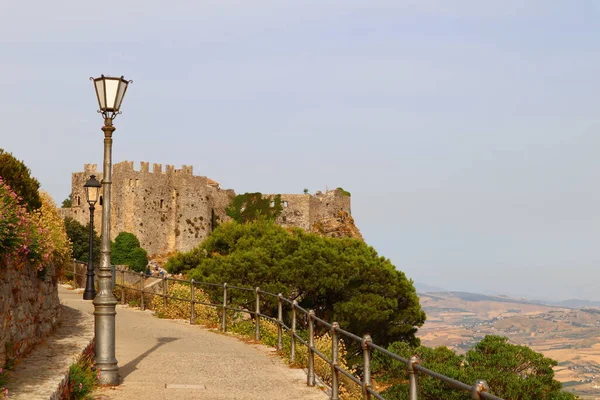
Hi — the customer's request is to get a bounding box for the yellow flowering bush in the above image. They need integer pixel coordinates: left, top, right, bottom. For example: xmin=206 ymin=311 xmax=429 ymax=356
xmin=36 ymin=191 xmax=72 ymax=272
xmin=151 ymin=282 xmax=220 ymax=327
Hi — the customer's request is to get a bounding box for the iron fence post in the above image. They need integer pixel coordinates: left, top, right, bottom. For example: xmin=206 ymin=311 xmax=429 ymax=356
xmin=222 ymin=283 xmax=228 ymax=332
xmin=140 ymin=272 xmax=145 ymax=310
xmin=190 ymin=279 xmax=195 ymax=324
xmin=471 ymin=379 xmax=490 ymax=400
xmin=408 ymin=355 xmax=420 ymax=400
xmin=277 ymin=293 xmax=283 ymax=351
xmin=362 ymin=334 xmax=372 ymax=400
xmin=331 ymin=322 xmax=340 ymax=400
xmin=291 ymin=300 xmax=297 ymax=364
xmin=255 ymin=287 xmax=261 ymax=341
xmin=120 ymin=269 xmax=125 ymax=305
xmin=162 ymin=276 xmax=167 ymax=307
xmin=307 ymin=310 xmax=315 ymax=387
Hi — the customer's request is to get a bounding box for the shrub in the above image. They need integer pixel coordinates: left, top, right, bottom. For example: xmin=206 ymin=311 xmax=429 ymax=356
xmin=68 ymin=350 xmax=98 ymax=400
xmin=0 ymin=178 xmax=52 ymax=270
xmin=37 ymin=191 xmax=72 ymax=272
xmin=0 ymin=149 xmax=41 ymax=211
xmin=111 ymin=232 xmax=148 ymax=272
xmin=151 ymin=282 xmax=219 ymax=326
xmin=0 ymin=367 xmax=7 ymax=400
xmin=168 ymin=220 xmax=425 ymax=348
xmin=64 ymin=217 xmax=100 ymax=263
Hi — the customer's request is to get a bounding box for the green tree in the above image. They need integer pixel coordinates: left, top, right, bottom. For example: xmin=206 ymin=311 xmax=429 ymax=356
xmin=373 ymin=335 xmax=578 ymax=400
xmin=225 ymin=193 xmax=283 ymax=223
xmin=111 ymin=232 xmax=148 ymax=272
xmin=62 ymin=194 xmax=72 ymax=208
xmin=0 ymin=148 xmax=41 ymax=211
xmin=166 ymin=220 xmax=425 ymax=347
xmin=64 ymin=217 xmax=100 ymax=263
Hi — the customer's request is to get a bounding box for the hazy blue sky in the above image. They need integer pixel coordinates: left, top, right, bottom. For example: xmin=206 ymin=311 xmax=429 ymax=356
xmin=1 ymin=1 xmax=599 ymax=300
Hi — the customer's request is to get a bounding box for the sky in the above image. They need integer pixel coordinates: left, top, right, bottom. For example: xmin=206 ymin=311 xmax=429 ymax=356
xmin=1 ymin=1 xmax=599 ymax=301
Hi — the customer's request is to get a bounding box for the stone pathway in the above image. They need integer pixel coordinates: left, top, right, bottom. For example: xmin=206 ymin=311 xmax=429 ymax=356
xmin=4 ymin=286 xmax=94 ymax=400
xmin=60 ymin=287 xmax=327 ymax=400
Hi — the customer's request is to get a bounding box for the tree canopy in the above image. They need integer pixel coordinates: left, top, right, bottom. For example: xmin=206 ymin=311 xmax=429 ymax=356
xmin=64 ymin=217 xmax=100 ymax=263
xmin=0 ymin=149 xmax=41 ymax=211
xmin=372 ymin=335 xmax=577 ymax=400
xmin=61 ymin=194 xmax=72 ymax=208
xmin=166 ymin=220 xmax=425 ymax=346
xmin=111 ymin=232 xmax=148 ymax=272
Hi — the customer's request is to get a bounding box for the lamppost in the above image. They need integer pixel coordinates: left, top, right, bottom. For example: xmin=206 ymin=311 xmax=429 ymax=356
xmin=82 ymin=175 xmax=101 ymax=300
xmin=91 ymin=75 xmax=132 ymax=385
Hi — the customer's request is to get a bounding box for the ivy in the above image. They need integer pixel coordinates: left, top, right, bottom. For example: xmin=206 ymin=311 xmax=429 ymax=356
xmin=225 ymin=193 xmax=283 ymax=223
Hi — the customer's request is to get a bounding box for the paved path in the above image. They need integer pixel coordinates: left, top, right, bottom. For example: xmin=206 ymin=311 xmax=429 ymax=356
xmin=4 ymin=287 xmax=94 ymax=400
xmin=61 ymin=288 xmax=327 ymax=400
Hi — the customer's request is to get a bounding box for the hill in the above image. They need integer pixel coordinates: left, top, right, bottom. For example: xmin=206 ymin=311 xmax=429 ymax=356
xmin=417 ymin=291 xmax=600 ymax=399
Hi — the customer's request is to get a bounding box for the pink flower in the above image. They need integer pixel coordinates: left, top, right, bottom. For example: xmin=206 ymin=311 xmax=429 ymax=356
xmin=79 ymin=382 xmax=83 ymax=389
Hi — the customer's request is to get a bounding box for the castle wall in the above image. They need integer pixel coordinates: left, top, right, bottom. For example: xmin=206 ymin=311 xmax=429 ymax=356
xmin=274 ymin=194 xmax=312 ymax=230
xmin=64 ymin=162 xmax=353 ymax=258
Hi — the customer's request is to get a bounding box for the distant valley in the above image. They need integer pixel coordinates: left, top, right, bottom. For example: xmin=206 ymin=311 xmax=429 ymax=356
xmin=415 ymin=288 xmax=600 ymax=399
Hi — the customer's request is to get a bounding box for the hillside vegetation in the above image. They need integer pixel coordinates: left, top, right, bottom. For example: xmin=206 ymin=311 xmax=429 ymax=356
xmin=166 ymin=220 xmax=425 ymax=347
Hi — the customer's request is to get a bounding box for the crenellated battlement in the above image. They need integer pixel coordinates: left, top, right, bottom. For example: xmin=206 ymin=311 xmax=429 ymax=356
xmin=104 ymin=161 xmax=197 ymax=176
xmin=66 ymin=161 xmax=353 ymax=256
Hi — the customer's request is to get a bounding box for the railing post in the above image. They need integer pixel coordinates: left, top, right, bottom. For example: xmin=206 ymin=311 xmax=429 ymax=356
xmin=120 ymin=269 xmax=125 ymax=305
xmin=408 ymin=355 xmax=420 ymax=400
xmin=277 ymin=293 xmax=283 ymax=351
xmin=291 ymin=300 xmax=297 ymax=364
xmin=72 ymin=260 xmax=76 ymax=286
xmin=362 ymin=334 xmax=372 ymax=400
xmin=471 ymin=379 xmax=490 ymax=400
xmin=331 ymin=322 xmax=340 ymax=400
xmin=162 ymin=276 xmax=167 ymax=307
xmin=140 ymin=272 xmax=145 ymax=311
xmin=222 ymin=283 xmax=228 ymax=332
xmin=307 ymin=310 xmax=315 ymax=387
xmin=255 ymin=287 xmax=261 ymax=341
xmin=190 ymin=279 xmax=195 ymax=325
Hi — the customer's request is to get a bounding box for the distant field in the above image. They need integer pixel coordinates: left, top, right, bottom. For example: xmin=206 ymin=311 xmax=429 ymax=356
xmin=417 ymin=291 xmax=600 ymax=398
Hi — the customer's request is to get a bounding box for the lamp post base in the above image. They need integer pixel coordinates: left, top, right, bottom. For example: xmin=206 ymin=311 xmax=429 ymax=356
xmin=94 ymin=295 xmax=120 ymax=385
xmin=83 ymin=290 xmax=95 ymax=300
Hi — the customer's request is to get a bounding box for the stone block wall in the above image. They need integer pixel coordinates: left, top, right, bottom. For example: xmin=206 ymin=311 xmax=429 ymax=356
xmin=0 ymin=262 xmax=60 ymax=367
xmin=63 ymin=161 xmax=354 ymax=257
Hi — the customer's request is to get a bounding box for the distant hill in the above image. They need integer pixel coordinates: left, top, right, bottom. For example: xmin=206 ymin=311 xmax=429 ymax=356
xmin=415 ymin=282 xmax=600 ymax=309
xmin=414 ymin=282 xmax=447 ymax=293
xmin=536 ymin=299 xmax=600 ymax=309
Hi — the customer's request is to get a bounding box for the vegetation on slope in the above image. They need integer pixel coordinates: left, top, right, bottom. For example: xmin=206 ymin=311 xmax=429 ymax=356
xmin=373 ymin=335 xmax=577 ymax=400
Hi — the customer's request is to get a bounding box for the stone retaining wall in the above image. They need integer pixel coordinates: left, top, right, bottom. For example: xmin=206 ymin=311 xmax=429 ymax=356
xmin=0 ymin=262 xmax=60 ymax=367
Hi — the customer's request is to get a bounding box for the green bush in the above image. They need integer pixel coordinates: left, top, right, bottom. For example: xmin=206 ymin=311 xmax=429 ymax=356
xmin=0 ymin=149 xmax=41 ymax=211
xmin=166 ymin=220 xmax=425 ymax=348
xmin=111 ymin=232 xmax=148 ymax=272
xmin=68 ymin=352 xmax=97 ymax=400
xmin=372 ymin=335 xmax=577 ymax=400
xmin=64 ymin=217 xmax=100 ymax=263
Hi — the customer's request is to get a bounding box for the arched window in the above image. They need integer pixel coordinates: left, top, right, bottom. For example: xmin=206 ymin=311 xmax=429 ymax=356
xmin=99 ymin=196 xmax=103 ymax=206
xmin=160 ymin=199 xmax=164 ymax=208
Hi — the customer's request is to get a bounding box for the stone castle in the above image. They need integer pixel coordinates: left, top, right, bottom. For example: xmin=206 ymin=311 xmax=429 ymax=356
xmin=60 ymin=161 xmax=352 ymax=256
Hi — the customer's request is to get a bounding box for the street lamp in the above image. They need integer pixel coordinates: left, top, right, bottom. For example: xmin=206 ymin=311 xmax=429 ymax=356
xmin=82 ymin=174 xmax=101 ymax=300
xmin=90 ymin=74 xmax=132 ymax=385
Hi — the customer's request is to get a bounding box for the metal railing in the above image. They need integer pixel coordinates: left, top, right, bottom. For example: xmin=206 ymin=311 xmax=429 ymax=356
xmin=76 ymin=266 xmax=502 ymax=400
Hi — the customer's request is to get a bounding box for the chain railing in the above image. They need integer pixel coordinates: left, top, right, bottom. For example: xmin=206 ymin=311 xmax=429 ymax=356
xmin=69 ymin=262 xmax=504 ymax=400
